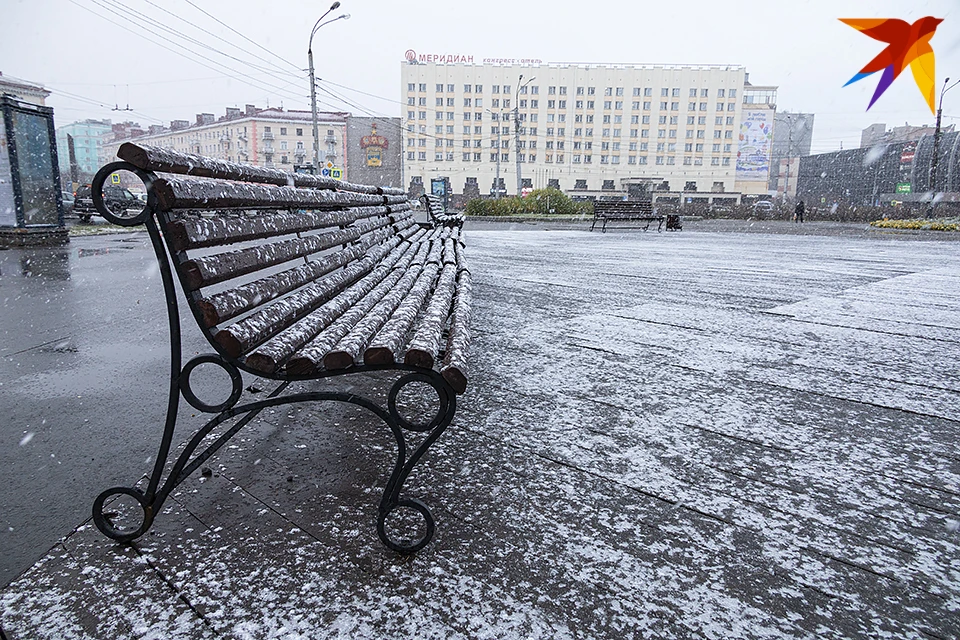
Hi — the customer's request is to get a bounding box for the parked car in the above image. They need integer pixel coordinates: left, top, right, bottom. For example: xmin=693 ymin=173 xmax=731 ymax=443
xmin=73 ymin=184 xmax=142 ymax=222
xmin=60 ymin=190 xmax=75 ymax=216
xmin=752 ymin=200 xmax=775 ymax=218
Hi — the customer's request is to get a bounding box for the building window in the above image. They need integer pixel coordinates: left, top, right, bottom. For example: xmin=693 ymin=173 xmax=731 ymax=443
xmin=718 ymin=89 xmax=725 ymax=98
xmin=660 ymin=101 xmax=668 ymax=110
xmin=464 ymin=84 xmax=471 ymax=93
xmin=716 ymin=103 xmax=724 ymax=111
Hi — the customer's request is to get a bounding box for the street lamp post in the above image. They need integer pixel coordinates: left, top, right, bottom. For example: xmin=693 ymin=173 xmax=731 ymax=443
xmin=928 ymin=76 xmax=960 ymax=215
xmin=308 ymin=3 xmax=350 ymax=173
xmin=486 ymin=108 xmax=505 ymax=197
xmin=515 ymin=75 xmax=535 ymax=196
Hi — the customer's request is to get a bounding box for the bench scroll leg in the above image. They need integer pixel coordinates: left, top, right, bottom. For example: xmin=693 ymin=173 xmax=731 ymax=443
xmin=378 ymin=370 xmax=457 ymax=554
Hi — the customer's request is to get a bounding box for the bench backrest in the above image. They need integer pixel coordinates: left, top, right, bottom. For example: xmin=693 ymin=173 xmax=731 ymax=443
xmin=420 ymin=193 xmax=465 ymax=226
xmin=594 ymin=200 xmax=656 ymax=217
xmin=115 ymin=143 xmax=467 ymax=383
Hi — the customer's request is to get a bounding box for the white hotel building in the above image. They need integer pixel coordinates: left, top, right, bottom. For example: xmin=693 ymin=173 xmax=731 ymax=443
xmin=400 ymin=59 xmax=777 ymax=203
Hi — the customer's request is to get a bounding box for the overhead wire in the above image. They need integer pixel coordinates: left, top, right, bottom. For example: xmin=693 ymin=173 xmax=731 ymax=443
xmin=94 ymin=0 xmax=295 ymax=78
xmin=139 ymin=0 xmax=298 ymax=78
xmin=180 ymin=0 xmax=303 ymax=74
xmin=69 ymin=0 xmax=309 ymax=109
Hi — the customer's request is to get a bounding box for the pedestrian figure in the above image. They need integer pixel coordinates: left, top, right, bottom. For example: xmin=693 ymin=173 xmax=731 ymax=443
xmin=794 ymin=200 xmax=805 ymax=223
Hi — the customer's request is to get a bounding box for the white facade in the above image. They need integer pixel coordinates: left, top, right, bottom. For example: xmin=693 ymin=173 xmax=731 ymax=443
xmin=401 ymin=62 xmax=759 ymax=198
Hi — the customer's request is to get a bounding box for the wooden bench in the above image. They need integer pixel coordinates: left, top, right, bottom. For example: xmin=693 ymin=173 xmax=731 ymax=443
xmin=87 ymin=143 xmax=471 ymax=553
xmin=420 ymin=193 xmax=462 ymax=227
xmin=590 ymin=200 xmax=664 ymax=233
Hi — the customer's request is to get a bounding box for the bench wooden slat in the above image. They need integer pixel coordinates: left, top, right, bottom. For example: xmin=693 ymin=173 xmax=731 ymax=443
xmin=362 ymin=263 xmax=441 ymax=365
xmin=193 ymin=224 xmax=407 ymax=327
xmin=243 ymin=244 xmax=422 ymax=374
xmin=119 ymin=142 xmax=407 ymax=196
xmin=180 ymin=223 xmax=366 ymax=291
xmin=153 ymin=176 xmax=385 ymax=213
xmin=404 ymin=263 xmax=458 ymax=368
xmin=214 ymin=237 xmax=411 ymax=358
xmin=441 ymin=269 xmax=472 ymax=394
xmin=322 ymin=265 xmax=425 ymax=370
xmin=120 ymin=142 xmax=340 ymax=190
xmin=283 ymin=243 xmax=432 ymax=375
xmin=165 ymin=205 xmax=389 ymax=251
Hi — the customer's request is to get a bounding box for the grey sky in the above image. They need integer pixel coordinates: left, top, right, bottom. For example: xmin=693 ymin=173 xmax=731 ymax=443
xmin=3 ymin=0 xmax=958 ymax=153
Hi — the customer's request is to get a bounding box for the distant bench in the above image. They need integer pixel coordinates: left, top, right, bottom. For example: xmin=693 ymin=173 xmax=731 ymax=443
xmin=87 ymin=143 xmax=470 ymax=554
xmin=590 ymin=200 xmax=665 ymax=232
xmin=420 ymin=193 xmax=462 ymax=226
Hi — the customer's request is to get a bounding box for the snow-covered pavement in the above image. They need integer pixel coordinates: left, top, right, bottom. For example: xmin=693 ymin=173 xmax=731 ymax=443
xmin=3 ymin=223 xmax=959 ymax=639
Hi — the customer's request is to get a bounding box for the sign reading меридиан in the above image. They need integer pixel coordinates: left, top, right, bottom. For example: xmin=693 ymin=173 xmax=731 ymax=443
xmin=405 ymin=50 xmax=542 ymax=65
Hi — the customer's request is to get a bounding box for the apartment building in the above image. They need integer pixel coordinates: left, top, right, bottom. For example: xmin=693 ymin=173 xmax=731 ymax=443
xmin=101 ymin=105 xmax=350 ymax=176
xmin=401 ymin=60 xmax=777 ymax=201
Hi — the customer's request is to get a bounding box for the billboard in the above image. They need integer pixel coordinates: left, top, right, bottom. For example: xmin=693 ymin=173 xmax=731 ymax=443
xmin=736 ymin=108 xmax=775 ymax=182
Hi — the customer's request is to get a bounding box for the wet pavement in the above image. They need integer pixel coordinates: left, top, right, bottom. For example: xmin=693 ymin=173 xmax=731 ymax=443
xmin=1 ymin=220 xmax=959 ymax=638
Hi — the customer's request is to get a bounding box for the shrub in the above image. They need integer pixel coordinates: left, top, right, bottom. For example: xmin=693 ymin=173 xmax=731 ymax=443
xmin=466 ymin=188 xmax=593 ymax=217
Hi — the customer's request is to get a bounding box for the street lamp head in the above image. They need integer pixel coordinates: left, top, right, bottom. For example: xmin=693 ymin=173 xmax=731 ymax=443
xmin=340 ymin=13 xmax=350 ymax=19
xmin=329 ymin=1 xmax=340 ymax=9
